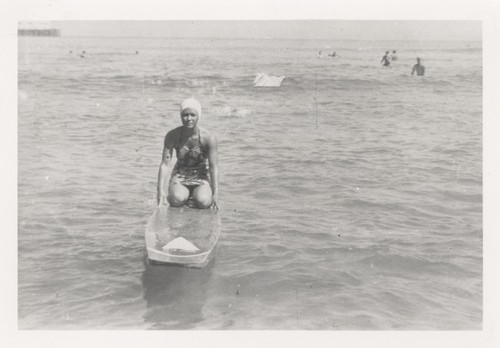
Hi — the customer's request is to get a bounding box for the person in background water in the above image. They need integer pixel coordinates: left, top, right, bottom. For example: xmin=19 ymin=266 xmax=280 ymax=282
xmin=390 ymin=50 xmax=398 ymax=61
xmin=411 ymin=57 xmax=425 ymax=76
xmin=157 ymin=98 xmax=219 ymax=209
xmin=381 ymin=51 xmax=391 ymax=66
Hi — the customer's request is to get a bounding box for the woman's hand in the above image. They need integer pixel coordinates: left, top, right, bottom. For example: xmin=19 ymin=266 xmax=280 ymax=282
xmin=211 ymin=193 xmax=219 ymax=210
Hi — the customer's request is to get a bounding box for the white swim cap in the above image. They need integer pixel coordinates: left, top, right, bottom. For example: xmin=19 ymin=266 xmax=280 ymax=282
xmin=180 ymin=98 xmax=202 ymax=119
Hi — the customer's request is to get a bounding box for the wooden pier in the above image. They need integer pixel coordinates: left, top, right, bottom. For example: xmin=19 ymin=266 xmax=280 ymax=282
xmin=18 ymin=29 xmax=60 ymax=37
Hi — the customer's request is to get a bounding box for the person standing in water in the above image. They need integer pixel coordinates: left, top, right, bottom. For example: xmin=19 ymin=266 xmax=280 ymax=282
xmin=157 ymin=98 xmax=219 ymax=209
xmin=411 ymin=57 xmax=425 ymax=76
xmin=381 ymin=51 xmax=391 ymax=66
xmin=390 ymin=50 xmax=398 ymax=61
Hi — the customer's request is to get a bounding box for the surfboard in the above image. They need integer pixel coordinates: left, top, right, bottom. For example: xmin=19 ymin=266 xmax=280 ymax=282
xmin=145 ymin=205 xmax=221 ymax=267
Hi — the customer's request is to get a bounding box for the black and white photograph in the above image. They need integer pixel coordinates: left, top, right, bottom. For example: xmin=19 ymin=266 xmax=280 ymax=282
xmin=2 ymin=0 xmax=500 ymax=347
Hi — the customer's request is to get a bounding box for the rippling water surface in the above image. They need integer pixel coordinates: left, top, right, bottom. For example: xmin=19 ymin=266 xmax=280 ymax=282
xmin=18 ymin=36 xmax=482 ymax=329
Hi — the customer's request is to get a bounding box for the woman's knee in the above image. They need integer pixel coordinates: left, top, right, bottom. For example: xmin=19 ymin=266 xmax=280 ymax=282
xmin=168 ymin=184 xmax=189 ymax=206
xmin=195 ymin=196 xmax=212 ymax=209
xmin=193 ymin=185 xmax=212 ymax=209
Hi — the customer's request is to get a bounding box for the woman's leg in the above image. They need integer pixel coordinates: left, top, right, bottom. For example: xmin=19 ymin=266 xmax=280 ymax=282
xmin=192 ymin=181 xmax=213 ymax=209
xmin=167 ymin=181 xmax=190 ymax=207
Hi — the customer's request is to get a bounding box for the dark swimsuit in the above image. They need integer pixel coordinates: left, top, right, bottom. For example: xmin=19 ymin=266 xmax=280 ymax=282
xmin=170 ymin=128 xmax=209 ymax=191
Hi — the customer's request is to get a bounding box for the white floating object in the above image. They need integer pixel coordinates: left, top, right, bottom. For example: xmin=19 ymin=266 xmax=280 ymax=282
xmin=162 ymin=237 xmax=200 ymax=252
xmin=253 ymin=73 xmax=286 ymax=87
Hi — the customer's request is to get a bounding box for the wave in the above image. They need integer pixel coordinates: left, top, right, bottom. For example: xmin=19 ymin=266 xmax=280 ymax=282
xmin=423 ymin=47 xmax=481 ymax=53
xmin=107 ymin=74 xmax=138 ymax=80
xmin=358 ymin=253 xmax=477 ymax=278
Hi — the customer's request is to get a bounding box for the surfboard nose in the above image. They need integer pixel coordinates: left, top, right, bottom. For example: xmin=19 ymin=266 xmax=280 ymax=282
xmin=162 ymin=237 xmax=200 ymax=252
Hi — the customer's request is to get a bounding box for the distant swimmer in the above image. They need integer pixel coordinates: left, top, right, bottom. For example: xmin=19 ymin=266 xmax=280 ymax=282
xmin=79 ymin=50 xmax=86 ymax=58
xmin=381 ymin=51 xmax=391 ymax=66
xmin=328 ymin=51 xmax=340 ymax=58
xmin=317 ymin=50 xmax=323 ymax=58
xmin=390 ymin=50 xmax=398 ymax=61
xmin=411 ymin=57 xmax=425 ymax=76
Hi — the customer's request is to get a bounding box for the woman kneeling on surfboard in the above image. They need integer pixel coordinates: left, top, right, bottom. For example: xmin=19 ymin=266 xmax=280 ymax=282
xmin=157 ymin=98 xmax=219 ymax=209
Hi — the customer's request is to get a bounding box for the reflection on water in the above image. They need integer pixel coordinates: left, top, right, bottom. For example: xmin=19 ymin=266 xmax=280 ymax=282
xmin=141 ymin=256 xmax=215 ymax=329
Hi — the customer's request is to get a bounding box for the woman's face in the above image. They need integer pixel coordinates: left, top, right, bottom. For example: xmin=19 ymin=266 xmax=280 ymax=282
xmin=180 ymin=108 xmax=199 ymax=128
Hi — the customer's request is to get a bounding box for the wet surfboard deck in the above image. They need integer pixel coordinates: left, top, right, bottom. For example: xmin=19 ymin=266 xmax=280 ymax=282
xmin=145 ymin=205 xmax=221 ymax=267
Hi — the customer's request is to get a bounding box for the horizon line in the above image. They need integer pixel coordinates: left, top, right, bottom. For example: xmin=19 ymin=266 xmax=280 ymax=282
xmin=46 ymin=35 xmax=482 ymax=42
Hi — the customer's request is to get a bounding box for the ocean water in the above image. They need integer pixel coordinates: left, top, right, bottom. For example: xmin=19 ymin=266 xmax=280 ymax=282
xmin=18 ymin=36 xmax=482 ymax=329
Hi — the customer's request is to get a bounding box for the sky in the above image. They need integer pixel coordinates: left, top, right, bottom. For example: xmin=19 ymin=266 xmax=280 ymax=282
xmin=36 ymin=20 xmax=483 ymax=41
